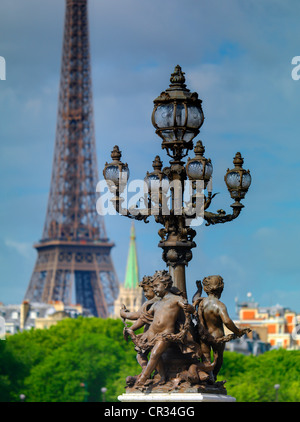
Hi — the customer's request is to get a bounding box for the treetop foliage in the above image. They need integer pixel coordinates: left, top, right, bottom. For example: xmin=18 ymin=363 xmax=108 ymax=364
xmin=0 ymin=317 xmax=299 ymax=402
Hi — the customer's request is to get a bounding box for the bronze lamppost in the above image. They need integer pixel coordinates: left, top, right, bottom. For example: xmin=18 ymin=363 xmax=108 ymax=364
xmin=103 ymin=65 xmax=251 ymax=297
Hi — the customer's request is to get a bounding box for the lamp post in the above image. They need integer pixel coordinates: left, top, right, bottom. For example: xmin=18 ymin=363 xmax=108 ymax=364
xmin=80 ymin=382 xmax=88 ymax=402
xmin=274 ymin=384 xmax=280 ymax=402
xmin=103 ymin=65 xmax=251 ymax=296
xmin=101 ymin=387 xmax=107 ymax=402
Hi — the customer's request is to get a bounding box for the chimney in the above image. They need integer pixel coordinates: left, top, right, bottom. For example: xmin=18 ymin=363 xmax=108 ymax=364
xmin=20 ymin=301 xmax=30 ymax=330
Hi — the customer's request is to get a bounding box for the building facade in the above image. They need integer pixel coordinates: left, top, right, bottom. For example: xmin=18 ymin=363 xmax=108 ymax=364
xmin=233 ymin=298 xmax=300 ymax=350
xmin=0 ymin=300 xmax=91 ymax=335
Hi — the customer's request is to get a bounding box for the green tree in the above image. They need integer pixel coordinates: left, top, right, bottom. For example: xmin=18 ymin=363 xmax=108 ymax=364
xmin=220 ymin=349 xmax=300 ymax=402
xmin=24 ymin=334 xmax=121 ymax=401
xmin=0 ymin=317 xmax=140 ymax=402
xmin=1 ymin=318 xmax=300 ymax=402
xmin=0 ymin=338 xmax=29 ymax=401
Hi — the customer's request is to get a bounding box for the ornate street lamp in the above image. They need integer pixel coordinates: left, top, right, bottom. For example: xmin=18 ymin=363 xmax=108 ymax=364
xmin=103 ymin=146 xmax=130 ymax=215
xmin=225 ymin=152 xmax=252 ymax=203
xmin=102 ymin=65 xmax=251 ymax=296
xmin=274 ymin=384 xmax=280 ymax=402
xmin=80 ymin=382 xmax=88 ymax=402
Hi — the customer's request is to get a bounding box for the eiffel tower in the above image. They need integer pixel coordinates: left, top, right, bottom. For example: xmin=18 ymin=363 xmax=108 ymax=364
xmin=24 ymin=0 xmax=119 ymax=317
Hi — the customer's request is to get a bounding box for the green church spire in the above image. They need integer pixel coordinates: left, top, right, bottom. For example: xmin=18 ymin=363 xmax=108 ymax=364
xmin=124 ymin=223 xmax=139 ymax=289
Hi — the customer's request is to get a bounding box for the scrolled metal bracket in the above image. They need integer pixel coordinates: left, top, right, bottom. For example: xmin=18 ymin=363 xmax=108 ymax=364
xmin=110 ymin=196 xmax=151 ymax=224
xmin=204 ymin=202 xmax=244 ymax=226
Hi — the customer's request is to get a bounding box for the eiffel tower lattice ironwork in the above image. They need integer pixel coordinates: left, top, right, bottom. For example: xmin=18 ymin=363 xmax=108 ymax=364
xmin=24 ymin=0 xmax=119 ymax=317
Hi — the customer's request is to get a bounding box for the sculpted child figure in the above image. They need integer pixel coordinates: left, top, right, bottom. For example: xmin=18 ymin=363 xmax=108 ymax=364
xmin=120 ymin=275 xmax=158 ymax=370
xmin=198 ymin=275 xmax=250 ymax=380
xmin=129 ymin=271 xmax=194 ymax=387
xmin=120 ymin=275 xmax=157 ymax=322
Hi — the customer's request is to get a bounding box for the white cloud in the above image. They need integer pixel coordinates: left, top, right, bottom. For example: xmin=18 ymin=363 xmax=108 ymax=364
xmin=253 ymin=227 xmax=276 ymax=239
xmin=24 ymin=98 xmax=42 ymax=117
xmin=5 ymin=239 xmax=33 ymax=259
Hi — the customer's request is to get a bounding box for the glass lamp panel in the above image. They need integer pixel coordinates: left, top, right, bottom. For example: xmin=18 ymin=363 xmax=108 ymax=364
xmin=161 ymin=175 xmax=170 ymax=193
xmin=154 ymin=104 xmax=174 ymax=128
xmin=104 ymin=165 xmax=120 ymax=184
xmin=176 ymin=129 xmax=184 ymax=140
xmin=187 ymin=160 xmax=204 ymax=180
xmin=146 ymin=174 xmax=170 ymax=193
xmin=119 ymin=167 xmax=130 ymax=185
xmin=175 ymin=104 xmax=186 ymax=126
xmin=226 ymin=171 xmax=240 ymax=189
xmin=161 ymin=129 xmax=176 ymax=142
xmin=147 ymin=174 xmax=160 ymax=190
xmin=205 ymin=162 xmax=213 ymax=179
xmin=230 ymin=190 xmax=240 ymax=199
xmin=242 ymin=172 xmax=251 ymax=188
xmin=187 ymin=105 xmax=203 ymax=128
xmin=182 ymin=130 xmax=195 ymax=142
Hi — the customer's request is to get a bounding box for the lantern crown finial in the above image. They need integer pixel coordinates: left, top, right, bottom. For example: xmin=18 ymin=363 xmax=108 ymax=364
xmin=170 ymin=65 xmax=186 ymax=86
xmin=233 ymin=152 xmax=244 ymax=168
xmin=152 ymin=155 xmax=163 ymax=171
xmin=194 ymin=140 xmax=205 ymax=156
xmin=111 ymin=145 xmax=122 ymax=161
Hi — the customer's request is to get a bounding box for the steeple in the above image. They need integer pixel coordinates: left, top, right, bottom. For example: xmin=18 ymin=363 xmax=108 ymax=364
xmin=124 ymin=223 xmax=139 ymax=289
xmin=113 ymin=223 xmax=143 ymax=317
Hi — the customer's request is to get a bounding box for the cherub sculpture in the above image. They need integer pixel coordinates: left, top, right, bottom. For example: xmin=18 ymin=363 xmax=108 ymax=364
xmin=124 ymin=271 xmax=195 ymax=387
xmin=120 ymin=275 xmax=158 ymax=370
xmin=197 ymin=275 xmax=251 ymax=380
xmin=122 ymin=271 xmax=250 ymax=393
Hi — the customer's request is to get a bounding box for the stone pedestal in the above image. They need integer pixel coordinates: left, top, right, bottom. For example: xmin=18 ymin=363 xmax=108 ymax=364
xmin=118 ymin=392 xmax=236 ymax=402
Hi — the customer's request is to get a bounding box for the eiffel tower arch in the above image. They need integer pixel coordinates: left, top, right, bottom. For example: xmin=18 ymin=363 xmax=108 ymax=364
xmin=24 ymin=0 xmax=119 ymax=317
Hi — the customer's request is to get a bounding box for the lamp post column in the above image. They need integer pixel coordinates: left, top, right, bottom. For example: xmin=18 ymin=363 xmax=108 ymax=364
xmin=160 ymin=235 xmax=195 ymax=296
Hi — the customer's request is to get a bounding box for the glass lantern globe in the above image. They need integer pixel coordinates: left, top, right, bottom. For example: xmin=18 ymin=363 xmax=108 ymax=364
xmin=153 ymin=103 xmax=204 ymax=143
xmin=186 ymin=140 xmax=213 ymax=187
xmin=144 ymin=155 xmax=169 ymax=194
xmin=152 ymin=65 xmax=204 ymax=159
xmin=145 ymin=173 xmax=169 ymax=193
xmin=224 ymin=152 xmax=251 ymax=201
xmin=104 ymin=164 xmax=129 ymax=186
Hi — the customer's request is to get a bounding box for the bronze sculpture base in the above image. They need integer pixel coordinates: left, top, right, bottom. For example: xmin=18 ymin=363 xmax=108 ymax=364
xmin=125 ymin=382 xmax=227 ymax=396
xmin=125 ymin=344 xmax=227 ymax=396
xmin=119 ymin=272 xmax=249 ymax=400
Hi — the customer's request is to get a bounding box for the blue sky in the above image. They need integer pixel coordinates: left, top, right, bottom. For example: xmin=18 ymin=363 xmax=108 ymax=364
xmin=0 ymin=0 xmax=299 ymax=317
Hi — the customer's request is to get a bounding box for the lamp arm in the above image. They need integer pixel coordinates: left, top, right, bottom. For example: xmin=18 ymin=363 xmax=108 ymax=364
xmin=204 ymin=192 xmax=219 ymax=210
xmin=110 ymin=195 xmax=151 ymax=223
xmin=204 ymin=202 xmax=243 ymax=226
